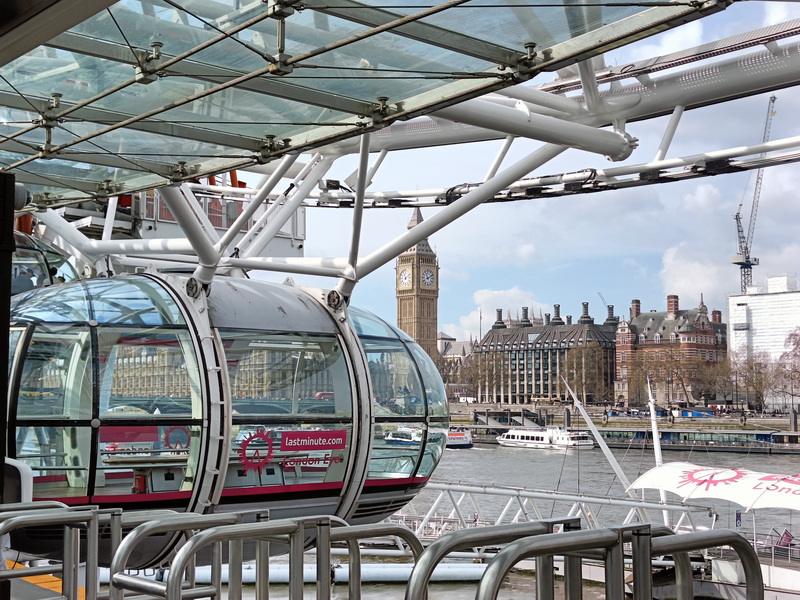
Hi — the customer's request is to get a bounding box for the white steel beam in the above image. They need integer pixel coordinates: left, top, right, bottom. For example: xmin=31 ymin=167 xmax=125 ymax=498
xmin=357 ymin=143 xmax=568 ymax=280
xmin=433 ymin=99 xmax=637 ymax=161
xmin=158 ymin=186 xmax=221 ymax=286
xmin=337 ymin=134 xmax=371 ymax=299
xmin=241 ymin=156 xmax=335 ymax=259
xmin=215 ymin=154 xmax=300 ymax=255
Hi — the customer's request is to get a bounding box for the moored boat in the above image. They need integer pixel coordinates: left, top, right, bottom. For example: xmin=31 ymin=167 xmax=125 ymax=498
xmin=496 ymin=425 xmax=594 ymax=449
xmin=385 ymin=427 xmax=424 ymax=445
xmin=445 ymin=428 xmax=473 ymax=449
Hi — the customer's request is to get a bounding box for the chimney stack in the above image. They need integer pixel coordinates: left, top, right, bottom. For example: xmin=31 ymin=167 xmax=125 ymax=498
xmin=667 ymin=294 xmax=679 ymax=318
xmin=550 ymin=304 xmax=565 ymax=325
xmin=545 ymin=313 xmax=551 ymax=325
xmin=492 ymin=308 xmax=506 ymax=329
xmin=630 ymin=299 xmax=641 ymax=320
xmin=520 ymin=307 xmax=533 ymax=327
xmin=578 ymin=301 xmax=593 ymax=324
xmin=711 ymin=309 xmax=722 ymax=323
xmin=566 ymin=315 xmax=572 ymax=325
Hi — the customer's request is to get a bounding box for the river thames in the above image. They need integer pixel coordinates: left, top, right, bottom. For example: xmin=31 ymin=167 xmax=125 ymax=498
xmin=237 ymin=442 xmax=800 ymax=598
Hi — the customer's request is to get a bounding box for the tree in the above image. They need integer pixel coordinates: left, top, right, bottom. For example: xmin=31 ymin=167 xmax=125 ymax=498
xmin=778 ymin=327 xmax=800 ymax=413
xmin=696 ymin=358 xmax=734 ymax=405
xmin=624 ymin=351 xmax=649 ymax=406
xmin=731 ymin=348 xmax=778 ymax=412
xmin=562 ymin=342 xmax=612 ymax=404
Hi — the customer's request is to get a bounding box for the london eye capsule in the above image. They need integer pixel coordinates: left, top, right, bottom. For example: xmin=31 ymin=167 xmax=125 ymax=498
xmin=7 ymin=274 xmax=449 ymax=566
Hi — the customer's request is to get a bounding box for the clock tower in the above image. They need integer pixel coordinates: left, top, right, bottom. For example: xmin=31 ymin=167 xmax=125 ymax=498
xmin=396 ymin=208 xmax=439 ymax=358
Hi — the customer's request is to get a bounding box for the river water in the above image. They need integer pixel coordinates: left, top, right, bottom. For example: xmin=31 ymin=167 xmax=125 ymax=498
xmin=429 ymin=442 xmax=800 ymax=533
xmin=237 ymin=443 xmax=799 ymax=598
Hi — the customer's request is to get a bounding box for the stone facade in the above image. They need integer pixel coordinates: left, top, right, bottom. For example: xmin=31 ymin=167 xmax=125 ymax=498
xmin=615 ymin=295 xmax=727 ymax=407
xmin=395 ymin=208 xmax=439 ymax=358
xmin=471 ymin=304 xmax=617 ymax=404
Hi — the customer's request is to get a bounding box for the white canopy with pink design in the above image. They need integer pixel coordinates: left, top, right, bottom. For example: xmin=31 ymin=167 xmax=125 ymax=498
xmin=628 ymin=462 xmax=800 ymax=512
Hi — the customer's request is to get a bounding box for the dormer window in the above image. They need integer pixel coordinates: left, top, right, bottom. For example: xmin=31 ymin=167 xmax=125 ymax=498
xmin=654 ymin=333 xmax=661 ymax=343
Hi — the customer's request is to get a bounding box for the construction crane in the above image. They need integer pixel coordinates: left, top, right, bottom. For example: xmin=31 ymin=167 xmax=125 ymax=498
xmin=731 ymin=95 xmax=777 ymax=294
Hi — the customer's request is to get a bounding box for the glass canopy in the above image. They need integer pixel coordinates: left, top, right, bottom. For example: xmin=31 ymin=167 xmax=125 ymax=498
xmin=0 ymin=0 xmax=722 ymax=205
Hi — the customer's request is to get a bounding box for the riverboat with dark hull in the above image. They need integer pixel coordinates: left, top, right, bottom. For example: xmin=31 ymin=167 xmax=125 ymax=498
xmin=598 ymin=427 xmax=800 ymax=454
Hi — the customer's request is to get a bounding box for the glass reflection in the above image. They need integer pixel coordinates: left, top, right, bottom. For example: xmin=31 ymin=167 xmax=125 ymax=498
xmin=368 ymin=422 xmax=424 ymax=478
xmin=221 ymin=330 xmax=352 ymax=417
xmin=408 ymin=343 xmax=448 ymax=417
xmin=417 ymin=422 xmax=448 ymax=477
xmin=362 ymin=339 xmax=424 ymax=417
xmin=15 ymin=425 xmax=91 ymax=498
xmin=15 ymin=324 xmax=93 ymax=420
xmin=95 ymin=425 xmax=200 ymax=497
xmin=88 ymin=278 xmax=186 ymax=325
xmin=97 ymin=327 xmax=200 ymax=418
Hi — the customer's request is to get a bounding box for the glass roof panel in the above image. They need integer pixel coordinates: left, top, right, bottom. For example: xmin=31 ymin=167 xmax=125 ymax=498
xmin=10 ymin=276 xmax=186 ymax=325
xmin=0 ymin=0 xmax=718 ymax=205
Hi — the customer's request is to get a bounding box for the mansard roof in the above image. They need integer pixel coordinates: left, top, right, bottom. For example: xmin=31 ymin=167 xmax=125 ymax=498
xmin=477 ymin=310 xmax=616 ymax=351
xmin=626 ymin=301 xmax=721 ymax=342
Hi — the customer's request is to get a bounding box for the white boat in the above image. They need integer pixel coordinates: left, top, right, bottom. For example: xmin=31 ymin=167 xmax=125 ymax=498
xmin=496 ymin=425 xmax=594 ymax=449
xmin=385 ymin=427 xmax=423 ymax=445
xmin=445 ymin=428 xmax=473 ymax=449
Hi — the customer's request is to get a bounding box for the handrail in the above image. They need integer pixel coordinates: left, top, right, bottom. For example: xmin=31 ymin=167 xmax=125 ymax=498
xmin=111 ymin=515 xmax=337 ymax=600
xmin=0 ymin=505 xmax=100 ymax=600
xmin=651 ymin=530 xmax=764 ymax=600
xmin=108 ymin=512 xmax=240 ymax=600
xmin=405 ymin=517 xmax=580 ymax=600
xmin=330 ymin=522 xmax=424 ymax=599
xmin=475 ymin=528 xmax=624 ymax=600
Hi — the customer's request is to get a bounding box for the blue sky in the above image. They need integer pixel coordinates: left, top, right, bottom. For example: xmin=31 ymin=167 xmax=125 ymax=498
xmin=257 ymin=1 xmax=800 ymax=342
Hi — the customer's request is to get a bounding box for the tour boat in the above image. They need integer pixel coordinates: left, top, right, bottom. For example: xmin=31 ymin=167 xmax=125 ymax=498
xmin=445 ymin=428 xmax=474 ymax=449
xmin=385 ymin=427 xmax=424 ymax=445
xmin=496 ymin=426 xmax=595 ymax=449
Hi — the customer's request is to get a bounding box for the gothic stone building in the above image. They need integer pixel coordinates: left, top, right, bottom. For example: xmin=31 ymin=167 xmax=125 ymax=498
xmin=396 ymin=208 xmax=439 ymax=358
xmin=615 ymin=295 xmax=726 ymax=407
xmin=472 ymin=303 xmax=618 ymax=404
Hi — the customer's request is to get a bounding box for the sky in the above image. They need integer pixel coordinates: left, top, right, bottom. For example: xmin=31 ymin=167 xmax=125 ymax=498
xmin=254 ymin=1 xmax=800 ymax=343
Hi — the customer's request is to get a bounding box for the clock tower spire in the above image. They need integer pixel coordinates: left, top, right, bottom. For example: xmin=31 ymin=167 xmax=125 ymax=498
xmin=396 ymin=208 xmax=439 ymax=358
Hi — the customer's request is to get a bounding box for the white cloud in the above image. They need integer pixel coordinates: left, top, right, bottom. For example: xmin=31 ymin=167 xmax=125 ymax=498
xmin=441 ymin=286 xmax=549 ymax=340
xmin=514 ymin=243 xmax=536 ymax=262
xmin=679 ymin=183 xmax=723 ymax=213
xmin=659 ymin=243 xmax=730 ymax=311
xmin=622 ymin=258 xmax=648 ymax=279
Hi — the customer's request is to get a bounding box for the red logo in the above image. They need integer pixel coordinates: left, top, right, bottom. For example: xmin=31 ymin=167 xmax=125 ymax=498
xmin=679 ymin=467 xmax=746 ymax=491
xmin=163 ymin=426 xmax=190 ymax=450
xmin=758 ymin=474 xmax=800 ymax=486
xmin=237 ymin=431 xmax=274 ymax=474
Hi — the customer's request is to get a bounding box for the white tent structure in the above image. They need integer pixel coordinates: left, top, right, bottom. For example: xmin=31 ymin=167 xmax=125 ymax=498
xmin=629 ymin=461 xmax=800 ymax=512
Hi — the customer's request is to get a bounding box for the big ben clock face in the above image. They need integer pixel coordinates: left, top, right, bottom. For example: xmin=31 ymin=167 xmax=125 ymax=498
xmin=399 ymin=268 xmax=411 ymax=287
xmin=421 ymin=269 xmax=435 ymax=287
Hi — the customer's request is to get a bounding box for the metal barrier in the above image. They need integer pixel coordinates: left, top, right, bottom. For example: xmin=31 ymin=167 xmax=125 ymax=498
xmin=405 ymin=517 xmax=580 ymax=600
xmin=475 ymin=525 xmax=649 ymax=600
xmin=0 ymin=503 xmax=99 ymax=600
xmin=0 ymin=503 xmax=767 ymax=600
xmin=110 ymin=514 xmax=344 ymax=600
xmin=108 ymin=512 xmax=241 ymax=600
xmin=475 ymin=525 xmax=764 ymax=600
xmin=329 ymin=522 xmax=424 ymax=600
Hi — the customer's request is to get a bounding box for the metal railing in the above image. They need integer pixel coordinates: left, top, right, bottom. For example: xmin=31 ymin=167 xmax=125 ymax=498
xmin=0 ymin=502 xmax=768 ymax=600
xmin=0 ymin=502 xmax=99 ymax=600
